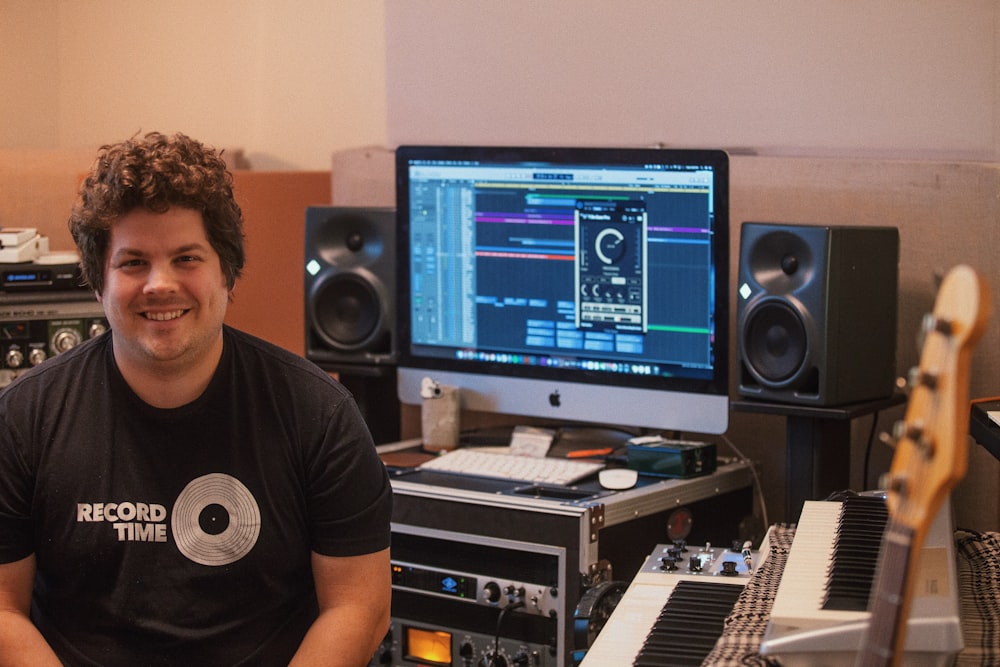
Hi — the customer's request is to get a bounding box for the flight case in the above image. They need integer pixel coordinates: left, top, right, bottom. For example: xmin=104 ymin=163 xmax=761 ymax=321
xmin=372 ymin=448 xmax=755 ymax=667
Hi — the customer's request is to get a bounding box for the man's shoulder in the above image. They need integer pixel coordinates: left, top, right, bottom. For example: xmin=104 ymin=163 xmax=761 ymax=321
xmin=223 ymin=326 xmax=342 ymax=386
xmin=222 ymin=327 xmax=359 ymax=423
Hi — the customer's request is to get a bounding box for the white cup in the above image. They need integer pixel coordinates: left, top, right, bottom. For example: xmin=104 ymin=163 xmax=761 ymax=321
xmin=420 ymin=378 xmax=461 ymax=452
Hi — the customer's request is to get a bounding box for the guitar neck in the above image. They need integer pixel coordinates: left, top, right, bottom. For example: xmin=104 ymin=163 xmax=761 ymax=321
xmin=856 ymin=264 xmax=991 ymax=666
xmin=856 ymin=520 xmax=917 ymax=667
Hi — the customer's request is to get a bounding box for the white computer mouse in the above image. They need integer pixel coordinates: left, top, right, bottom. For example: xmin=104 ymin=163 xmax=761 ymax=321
xmin=598 ymin=468 xmax=638 ymax=490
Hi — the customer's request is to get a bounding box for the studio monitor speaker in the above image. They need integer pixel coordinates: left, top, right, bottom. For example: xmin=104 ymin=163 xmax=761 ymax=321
xmin=304 ymin=206 xmax=396 ymax=371
xmin=736 ymin=222 xmax=899 ymax=407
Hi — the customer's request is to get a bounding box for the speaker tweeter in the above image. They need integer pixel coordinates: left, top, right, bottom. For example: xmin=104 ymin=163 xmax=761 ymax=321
xmin=736 ymin=222 xmax=899 ymax=406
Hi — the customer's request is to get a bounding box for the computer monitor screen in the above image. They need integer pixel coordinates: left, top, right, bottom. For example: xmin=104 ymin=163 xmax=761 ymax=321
xmin=396 ymin=145 xmax=730 ymax=434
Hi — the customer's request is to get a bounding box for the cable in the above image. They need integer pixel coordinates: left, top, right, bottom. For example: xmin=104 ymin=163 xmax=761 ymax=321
xmin=862 ymin=410 xmax=881 ymax=491
xmin=490 ymin=599 xmax=524 ymax=666
xmin=720 ymin=434 xmax=769 ymax=530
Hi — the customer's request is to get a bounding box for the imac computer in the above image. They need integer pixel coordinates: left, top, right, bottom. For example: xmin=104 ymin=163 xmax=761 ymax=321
xmin=395 ymin=145 xmax=730 ymax=435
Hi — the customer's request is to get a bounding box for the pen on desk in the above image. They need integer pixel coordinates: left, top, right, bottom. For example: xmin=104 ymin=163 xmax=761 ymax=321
xmin=566 ymin=448 xmax=614 ymax=459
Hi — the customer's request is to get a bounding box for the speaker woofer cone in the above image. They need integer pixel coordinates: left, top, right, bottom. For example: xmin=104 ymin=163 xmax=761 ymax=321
xmin=310 ymin=273 xmax=383 ymax=351
xmin=742 ymin=300 xmax=807 ymax=385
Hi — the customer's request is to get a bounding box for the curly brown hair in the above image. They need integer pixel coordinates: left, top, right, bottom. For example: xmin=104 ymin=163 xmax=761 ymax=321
xmin=69 ymin=132 xmax=245 ymax=294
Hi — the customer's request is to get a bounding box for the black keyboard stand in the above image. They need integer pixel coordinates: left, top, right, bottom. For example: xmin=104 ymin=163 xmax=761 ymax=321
xmin=733 ymin=394 xmax=906 ymax=521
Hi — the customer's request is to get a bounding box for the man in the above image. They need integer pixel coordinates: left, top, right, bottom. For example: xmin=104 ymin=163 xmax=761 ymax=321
xmin=0 ymin=132 xmax=392 ymax=665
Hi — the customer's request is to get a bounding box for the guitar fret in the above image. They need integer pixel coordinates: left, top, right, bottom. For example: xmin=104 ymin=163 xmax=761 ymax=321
xmin=857 ymin=524 xmax=915 ymax=667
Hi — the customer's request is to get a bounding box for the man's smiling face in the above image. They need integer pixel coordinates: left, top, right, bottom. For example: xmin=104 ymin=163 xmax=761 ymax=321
xmin=99 ymin=206 xmax=230 ymax=377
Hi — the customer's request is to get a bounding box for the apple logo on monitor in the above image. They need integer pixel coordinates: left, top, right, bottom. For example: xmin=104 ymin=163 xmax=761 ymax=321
xmin=549 ymin=390 xmax=561 ymax=407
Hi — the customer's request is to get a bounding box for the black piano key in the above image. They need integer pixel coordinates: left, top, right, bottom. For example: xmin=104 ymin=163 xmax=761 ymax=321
xmin=633 ymin=579 xmax=743 ymax=666
xmin=822 ymin=495 xmax=889 ymax=610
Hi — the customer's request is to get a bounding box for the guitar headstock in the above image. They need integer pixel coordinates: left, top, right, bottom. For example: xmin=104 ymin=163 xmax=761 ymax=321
xmin=884 ymin=265 xmax=991 ymax=537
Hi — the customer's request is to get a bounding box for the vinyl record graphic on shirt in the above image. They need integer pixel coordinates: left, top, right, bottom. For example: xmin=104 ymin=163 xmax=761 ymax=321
xmin=172 ymin=473 xmax=261 ymax=566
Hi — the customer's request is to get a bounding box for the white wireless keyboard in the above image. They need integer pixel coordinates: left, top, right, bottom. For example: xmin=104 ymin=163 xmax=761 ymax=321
xmin=418 ymin=448 xmax=604 ymax=486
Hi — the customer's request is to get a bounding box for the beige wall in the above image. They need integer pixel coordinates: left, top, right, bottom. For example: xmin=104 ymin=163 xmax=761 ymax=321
xmin=3 ymin=2 xmax=998 ymax=166
xmin=385 ymin=1 xmax=999 ymax=161
xmin=0 ymin=1 xmax=59 ymax=146
xmin=0 ymin=0 xmax=387 ymax=169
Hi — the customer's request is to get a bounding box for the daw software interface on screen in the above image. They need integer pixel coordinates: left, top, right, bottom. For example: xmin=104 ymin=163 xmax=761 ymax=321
xmin=405 ymin=158 xmax=719 ymax=381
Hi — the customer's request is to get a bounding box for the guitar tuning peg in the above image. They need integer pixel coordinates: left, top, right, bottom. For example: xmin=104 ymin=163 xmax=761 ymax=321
xmin=905 ymin=436 xmax=932 ymax=458
xmin=892 ymin=419 xmax=909 ymax=441
xmin=877 ymin=472 xmax=908 ymax=497
xmin=933 ymin=316 xmax=954 ymax=336
xmin=888 ymin=474 xmax=908 ymax=498
xmin=895 ymin=418 xmax=935 ymax=458
xmin=918 ymin=312 xmax=954 ymax=350
xmin=890 ymin=419 xmax=926 ymax=447
xmin=878 ymin=419 xmax=909 ymax=449
xmin=905 ymin=366 xmax=938 ymax=391
xmin=914 ymin=369 xmax=939 ymax=391
xmin=917 ymin=312 xmax=934 ymax=350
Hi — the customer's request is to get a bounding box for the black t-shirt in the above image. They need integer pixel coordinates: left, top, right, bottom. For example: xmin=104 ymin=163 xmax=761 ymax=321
xmin=0 ymin=326 xmax=392 ymax=665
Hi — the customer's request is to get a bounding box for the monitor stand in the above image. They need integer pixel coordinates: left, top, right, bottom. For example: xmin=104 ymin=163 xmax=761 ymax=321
xmin=733 ymin=394 xmax=906 ymax=521
xmin=335 ymin=367 xmax=401 ymax=445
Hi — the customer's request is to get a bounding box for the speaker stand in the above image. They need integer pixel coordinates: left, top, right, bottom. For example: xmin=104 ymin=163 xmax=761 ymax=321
xmin=323 ymin=366 xmax=401 ymax=445
xmin=733 ymin=394 xmax=906 ymax=522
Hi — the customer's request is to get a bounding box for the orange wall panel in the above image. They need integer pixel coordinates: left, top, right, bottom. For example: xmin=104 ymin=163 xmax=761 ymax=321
xmin=225 ymin=171 xmax=332 ymax=356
